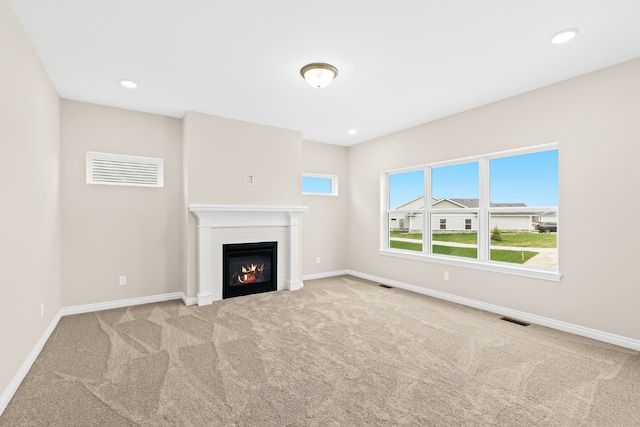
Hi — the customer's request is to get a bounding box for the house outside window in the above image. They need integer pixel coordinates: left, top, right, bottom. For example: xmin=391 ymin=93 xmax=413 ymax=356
xmin=383 ymin=143 xmax=559 ymax=281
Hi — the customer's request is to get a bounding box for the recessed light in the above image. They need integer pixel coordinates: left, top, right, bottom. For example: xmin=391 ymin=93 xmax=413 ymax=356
xmin=348 ymin=129 xmax=358 ymax=135
xmin=119 ymin=79 xmax=138 ymax=89
xmin=551 ymin=28 xmax=578 ymax=44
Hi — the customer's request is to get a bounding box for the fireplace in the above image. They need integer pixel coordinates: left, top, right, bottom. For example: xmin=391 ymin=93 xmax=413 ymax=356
xmin=188 ymin=204 xmax=307 ymax=305
xmin=223 ymin=241 xmax=277 ymax=299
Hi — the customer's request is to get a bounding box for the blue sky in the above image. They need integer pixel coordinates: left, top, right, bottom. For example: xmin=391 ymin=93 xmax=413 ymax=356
xmin=389 ymin=150 xmax=558 ymax=208
xmin=302 ymin=176 xmax=331 ymax=194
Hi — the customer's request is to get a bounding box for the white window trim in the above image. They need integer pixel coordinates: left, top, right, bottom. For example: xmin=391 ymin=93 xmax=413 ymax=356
xmin=382 ymin=142 xmax=560 ymax=282
xmin=302 ymin=173 xmax=338 ymax=196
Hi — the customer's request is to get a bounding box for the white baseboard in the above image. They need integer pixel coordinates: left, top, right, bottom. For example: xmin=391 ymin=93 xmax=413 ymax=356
xmin=60 ymin=292 xmax=185 ymax=316
xmin=346 ymin=270 xmax=640 ymax=352
xmin=303 ymin=270 xmax=350 ymax=281
xmin=181 ymin=294 xmax=199 ymax=306
xmin=0 ymin=310 xmax=62 ymax=416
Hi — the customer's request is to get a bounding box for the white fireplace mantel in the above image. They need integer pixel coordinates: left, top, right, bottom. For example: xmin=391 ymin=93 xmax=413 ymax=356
xmin=189 ymin=204 xmax=308 ymax=305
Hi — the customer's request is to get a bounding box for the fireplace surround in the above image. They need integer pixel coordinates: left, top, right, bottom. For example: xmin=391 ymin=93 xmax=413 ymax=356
xmin=189 ymin=204 xmax=308 ymax=305
xmin=223 ymin=241 xmax=277 ymax=299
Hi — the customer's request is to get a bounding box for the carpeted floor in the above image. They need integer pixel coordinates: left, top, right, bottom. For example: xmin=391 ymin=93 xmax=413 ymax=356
xmin=1 ymin=275 xmax=639 ymax=426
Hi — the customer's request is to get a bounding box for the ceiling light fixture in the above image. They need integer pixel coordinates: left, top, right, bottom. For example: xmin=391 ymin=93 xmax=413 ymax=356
xmin=119 ymin=79 xmax=138 ymax=89
xmin=551 ymin=28 xmax=578 ymax=44
xmin=348 ymin=129 xmax=358 ymax=135
xmin=300 ymin=63 xmax=338 ymax=88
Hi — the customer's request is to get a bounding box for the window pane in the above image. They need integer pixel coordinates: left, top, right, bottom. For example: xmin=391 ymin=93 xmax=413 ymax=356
xmin=431 ymin=212 xmax=477 ymax=259
xmin=302 ymin=176 xmax=331 ymax=194
xmin=389 ymin=213 xmax=422 ymax=252
xmin=432 ymin=162 xmax=479 ymax=209
xmin=389 ymin=170 xmax=424 ymax=209
xmin=489 ymin=212 xmax=557 ymax=267
xmin=490 ymin=150 xmax=558 ymax=207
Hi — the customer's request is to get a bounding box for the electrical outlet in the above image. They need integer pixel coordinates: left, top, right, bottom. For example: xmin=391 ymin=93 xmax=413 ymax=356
xmin=444 ymin=271 xmax=449 ymax=281
xmin=119 ymin=275 xmax=127 ymax=286
xmin=316 ymin=257 xmax=321 ymax=264
xmin=244 ymin=174 xmax=254 ymax=185
xmin=40 ymin=303 xmax=44 ymax=318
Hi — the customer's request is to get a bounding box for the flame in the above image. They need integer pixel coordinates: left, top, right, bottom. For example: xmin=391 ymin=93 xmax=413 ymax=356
xmin=241 ymin=263 xmax=264 ymax=274
xmin=236 ymin=263 xmax=265 ymax=284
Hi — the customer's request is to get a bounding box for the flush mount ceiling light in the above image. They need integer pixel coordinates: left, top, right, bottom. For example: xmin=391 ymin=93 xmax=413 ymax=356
xmin=300 ymin=63 xmax=338 ymax=88
xmin=119 ymin=78 xmax=138 ymax=89
xmin=347 ymin=129 xmax=358 ymax=135
xmin=551 ymin=28 xmax=578 ymax=44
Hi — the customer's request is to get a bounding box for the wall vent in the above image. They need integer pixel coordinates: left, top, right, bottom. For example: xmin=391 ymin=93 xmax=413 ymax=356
xmin=500 ymin=316 xmax=530 ymax=327
xmin=86 ymin=151 xmax=163 ymax=187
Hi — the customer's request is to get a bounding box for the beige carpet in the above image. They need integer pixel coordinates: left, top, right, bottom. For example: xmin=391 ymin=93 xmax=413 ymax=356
xmin=1 ymin=276 xmax=639 ymax=426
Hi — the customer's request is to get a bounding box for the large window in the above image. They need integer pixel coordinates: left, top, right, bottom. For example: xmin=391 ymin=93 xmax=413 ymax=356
xmin=383 ymin=143 xmax=559 ymax=281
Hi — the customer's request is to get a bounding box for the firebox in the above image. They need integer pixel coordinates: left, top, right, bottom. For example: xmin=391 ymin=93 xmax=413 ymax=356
xmin=222 ymin=241 xmax=277 ymax=299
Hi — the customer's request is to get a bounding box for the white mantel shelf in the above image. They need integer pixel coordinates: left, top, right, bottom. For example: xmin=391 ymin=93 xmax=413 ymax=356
xmin=189 ymin=204 xmax=308 ymax=228
xmin=189 ymin=204 xmax=308 ymax=305
xmin=189 ymin=204 xmax=309 ymax=214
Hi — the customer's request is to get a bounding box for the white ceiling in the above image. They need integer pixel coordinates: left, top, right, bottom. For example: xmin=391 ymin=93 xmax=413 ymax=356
xmin=9 ymin=0 xmax=640 ymax=146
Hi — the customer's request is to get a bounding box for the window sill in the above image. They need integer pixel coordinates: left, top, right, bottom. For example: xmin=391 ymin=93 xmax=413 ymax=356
xmin=379 ymin=248 xmax=562 ymax=282
xmin=302 ymin=192 xmax=338 ymax=196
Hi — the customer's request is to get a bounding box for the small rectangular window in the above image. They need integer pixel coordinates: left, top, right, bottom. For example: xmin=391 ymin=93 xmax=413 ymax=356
xmin=440 ymin=218 xmax=447 ymax=230
xmin=86 ymin=151 xmax=163 ymax=188
xmin=465 ymin=219 xmax=472 ymax=230
xmin=302 ymin=174 xmax=338 ymax=195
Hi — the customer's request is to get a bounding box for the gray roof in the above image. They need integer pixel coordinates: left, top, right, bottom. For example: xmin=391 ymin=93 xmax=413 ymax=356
xmin=395 ymin=196 xmax=527 ymax=210
xmin=448 ymin=198 xmax=527 ymax=208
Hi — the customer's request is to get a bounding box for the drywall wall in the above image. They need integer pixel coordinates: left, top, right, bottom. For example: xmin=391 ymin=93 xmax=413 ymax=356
xmin=182 ymin=111 xmax=303 ymax=297
xmin=0 ymin=0 xmax=62 ymax=408
xmin=348 ymin=58 xmax=640 ymax=340
xmin=61 ymin=100 xmax=183 ymax=306
xmin=301 ymin=140 xmax=349 ymax=276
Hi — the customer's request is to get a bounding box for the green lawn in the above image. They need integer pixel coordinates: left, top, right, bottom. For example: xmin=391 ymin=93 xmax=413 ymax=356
xmin=391 ymin=231 xmax=556 ymax=248
xmin=390 ymin=240 xmax=422 ymax=251
xmin=488 ymin=233 xmax=556 ymax=248
xmin=390 ymin=231 xmax=423 ymax=240
xmin=490 ymin=248 xmax=538 ymax=263
xmin=433 ymin=245 xmax=476 ymax=259
xmin=389 ymin=240 xmax=538 ymax=264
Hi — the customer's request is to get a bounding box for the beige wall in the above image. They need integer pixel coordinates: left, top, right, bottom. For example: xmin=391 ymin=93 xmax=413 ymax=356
xmin=182 ymin=111 xmax=303 ymax=297
xmin=61 ymin=101 xmax=183 ymax=306
xmin=3 ymin=0 xmax=640 ymax=407
xmin=348 ymin=58 xmax=640 ymax=340
xmin=0 ymin=0 xmax=62 ymax=402
xmin=302 ymin=140 xmax=349 ymax=276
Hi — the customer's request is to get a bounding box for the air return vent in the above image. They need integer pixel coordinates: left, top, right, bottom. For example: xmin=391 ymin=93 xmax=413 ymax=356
xmin=86 ymin=151 xmax=163 ymax=187
xmin=500 ymin=316 xmax=530 ymax=327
